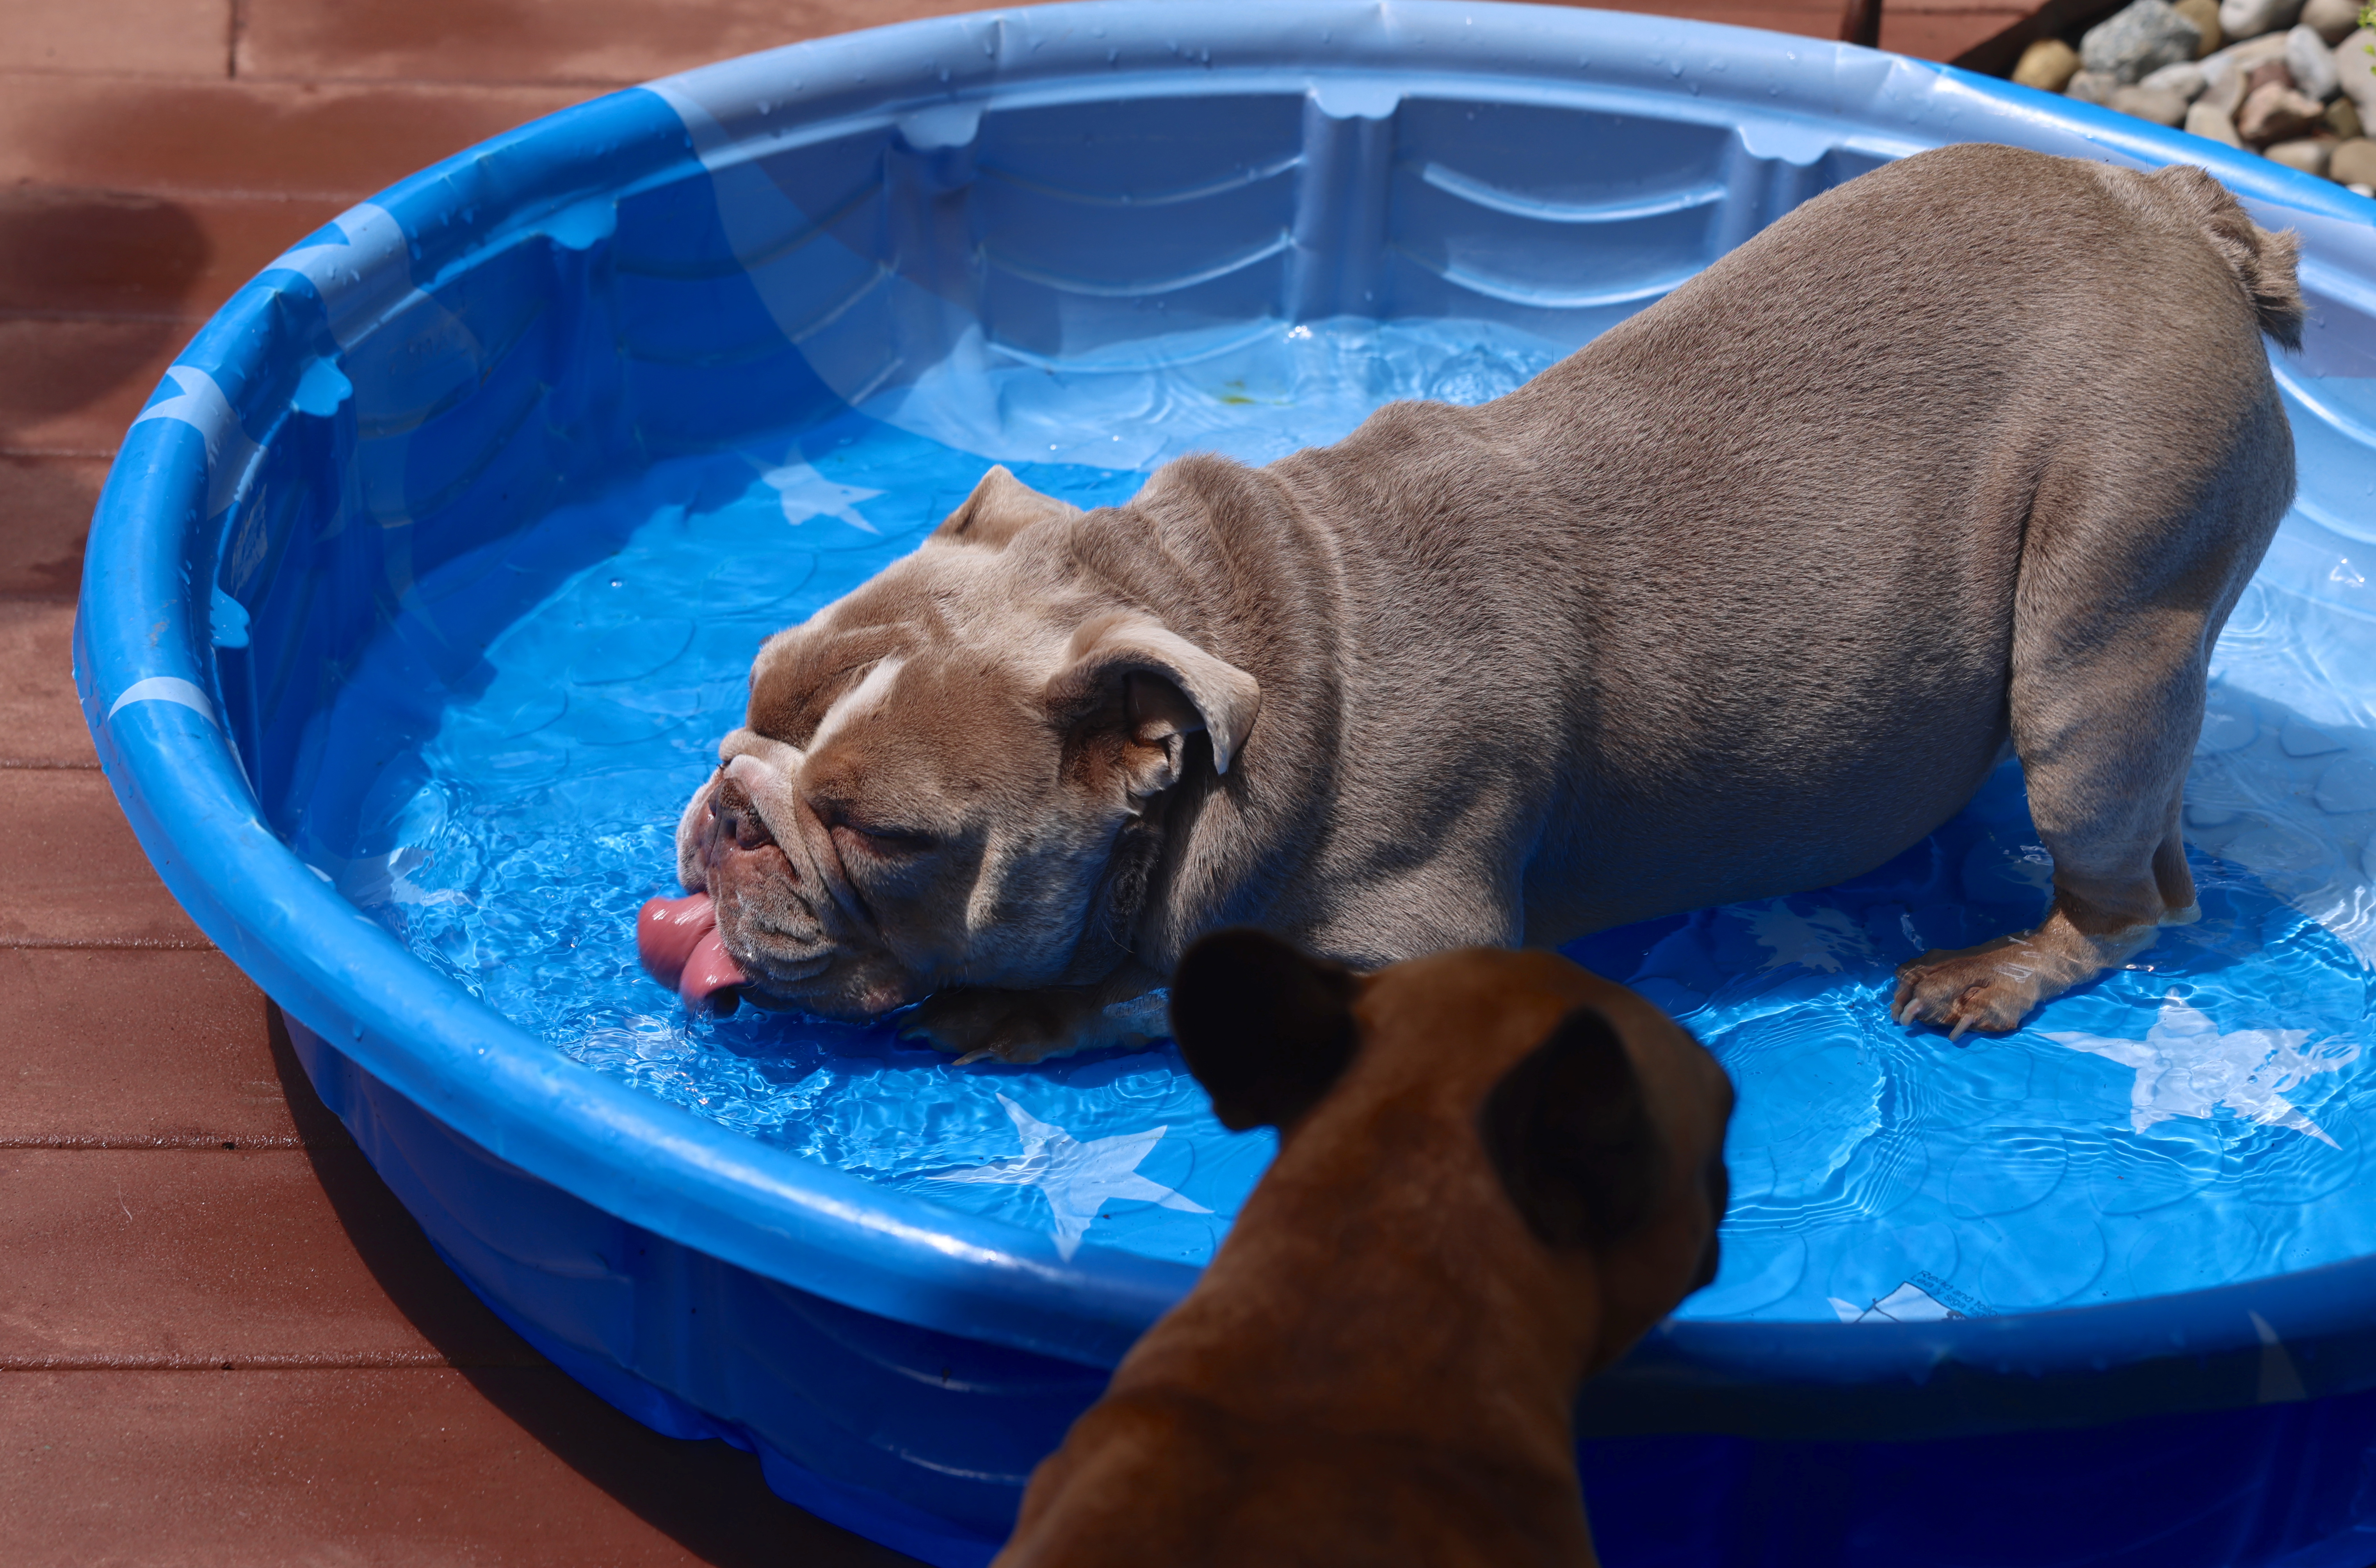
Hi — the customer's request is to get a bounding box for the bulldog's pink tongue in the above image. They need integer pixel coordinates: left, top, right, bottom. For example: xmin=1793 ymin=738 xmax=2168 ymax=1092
xmin=637 ymin=893 xmax=746 ymax=1011
xmin=677 ymin=928 xmax=748 ymax=1011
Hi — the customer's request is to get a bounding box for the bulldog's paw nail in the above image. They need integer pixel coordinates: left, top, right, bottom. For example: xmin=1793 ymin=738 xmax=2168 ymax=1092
xmin=1948 ymin=1015 xmax=1974 ymax=1042
xmin=952 ymin=1047 xmax=997 ymax=1067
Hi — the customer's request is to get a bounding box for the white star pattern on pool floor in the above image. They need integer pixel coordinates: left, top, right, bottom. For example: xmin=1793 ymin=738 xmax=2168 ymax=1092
xmin=934 ymin=1094 xmax=1211 ymax=1260
xmin=1746 ymin=900 xmax=1871 ymax=973
xmin=756 ymin=454 xmax=883 ymax=533
xmin=2042 ymin=992 xmax=2358 ymax=1147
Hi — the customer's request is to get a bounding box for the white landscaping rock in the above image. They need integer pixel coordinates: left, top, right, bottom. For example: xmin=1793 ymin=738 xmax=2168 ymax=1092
xmin=2264 ymin=135 xmax=2336 ymax=172
xmin=2084 ymin=0 xmax=2207 ymax=81
xmin=2066 ymin=69 xmax=2123 ymax=102
xmin=2302 ymin=0 xmax=2361 ymax=44
xmin=2187 ymin=99 xmax=2248 ymax=140
xmin=2205 ymin=29 xmax=2296 ymax=75
xmin=2201 ymin=30 xmax=2295 ymax=105
xmin=2288 ymin=23 xmax=2341 ymax=97
xmin=2336 ymin=29 xmax=2376 ymax=117
xmin=2219 ymin=0 xmax=2305 ymax=41
xmin=2332 ymin=135 xmax=2376 ymax=183
xmin=2141 ymin=60 xmax=2211 ymax=96
xmin=2114 ymin=83 xmax=2194 ymax=121
xmin=2201 ymin=58 xmax=2251 ymax=110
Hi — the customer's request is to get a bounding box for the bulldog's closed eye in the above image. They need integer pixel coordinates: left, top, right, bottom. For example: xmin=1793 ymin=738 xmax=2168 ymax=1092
xmin=831 ymin=820 xmax=937 ymax=857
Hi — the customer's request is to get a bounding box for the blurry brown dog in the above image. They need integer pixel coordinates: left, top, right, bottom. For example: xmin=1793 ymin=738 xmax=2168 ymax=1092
xmin=991 ymin=933 xmax=1734 ymax=1568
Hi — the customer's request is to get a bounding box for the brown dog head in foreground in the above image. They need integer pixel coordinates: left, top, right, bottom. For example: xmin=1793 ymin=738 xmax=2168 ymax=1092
xmin=993 ymin=933 xmax=1735 ymax=1568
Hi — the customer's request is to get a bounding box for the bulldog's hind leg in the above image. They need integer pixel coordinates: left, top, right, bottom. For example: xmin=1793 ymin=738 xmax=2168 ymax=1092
xmin=1892 ymin=614 xmax=2217 ymax=1039
xmin=1892 ymin=799 xmax=2195 ymax=1040
xmin=1895 ymin=400 xmax=2289 ymax=1038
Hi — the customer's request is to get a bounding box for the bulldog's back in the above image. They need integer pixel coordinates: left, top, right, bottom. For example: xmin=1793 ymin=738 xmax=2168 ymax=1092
xmin=1267 ymin=142 xmax=2291 ymax=943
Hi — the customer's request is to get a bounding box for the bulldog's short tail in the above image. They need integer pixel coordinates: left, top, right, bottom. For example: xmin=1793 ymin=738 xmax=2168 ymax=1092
xmin=2148 ymin=163 xmax=2305 ymax=350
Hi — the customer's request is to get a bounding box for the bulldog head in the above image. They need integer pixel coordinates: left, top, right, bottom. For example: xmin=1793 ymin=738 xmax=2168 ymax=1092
xmin=669 ymin=466 xmax=1260 ymax=1022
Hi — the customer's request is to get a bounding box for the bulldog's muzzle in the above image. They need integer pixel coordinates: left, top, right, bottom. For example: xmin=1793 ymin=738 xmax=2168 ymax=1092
xmin=641 ymin=742 xmax=890 ymax=1016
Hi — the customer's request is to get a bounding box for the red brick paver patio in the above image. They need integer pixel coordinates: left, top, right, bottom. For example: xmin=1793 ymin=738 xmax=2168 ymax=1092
xmin=0 ymin=2 xmax=2031 ymax=1562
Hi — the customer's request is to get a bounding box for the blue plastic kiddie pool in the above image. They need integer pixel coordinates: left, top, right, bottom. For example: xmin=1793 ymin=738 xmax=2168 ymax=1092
xmin=76 ymin=3 xmax=2376 ymax=1563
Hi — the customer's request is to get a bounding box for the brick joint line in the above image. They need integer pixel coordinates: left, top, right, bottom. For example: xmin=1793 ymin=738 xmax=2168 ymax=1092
xmin=0 ymin=938 xmax=217 ymax=951
xmin=0 ymin=1135 xmax=353 ymax=1150
xmin=0 ymin=1353 xmax=540 ymax=1371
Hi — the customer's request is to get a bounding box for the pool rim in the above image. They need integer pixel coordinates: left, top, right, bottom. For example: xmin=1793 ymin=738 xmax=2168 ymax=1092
xmin=71 ymin=0 xmax=2376 ymax=1433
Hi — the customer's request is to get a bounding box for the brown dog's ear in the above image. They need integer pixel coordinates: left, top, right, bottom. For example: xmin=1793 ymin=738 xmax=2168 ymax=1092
xmin=930 ymin=466 xmax=1081 ymax=549
xmin=1048 ymin=613 xmax=1260 ymax=784
xmin=1480 ymin=1006 xmax=1666 ymax=1250
xmin=1169 ymin=930 xmax=1360 ymax=1132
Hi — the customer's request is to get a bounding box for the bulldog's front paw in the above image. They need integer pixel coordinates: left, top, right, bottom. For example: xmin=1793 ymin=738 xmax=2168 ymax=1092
xmin=1891 ymin=938 xmax=2045 ymax=1041
xmin=901 ymin=987 xmax=1106 ymax=1066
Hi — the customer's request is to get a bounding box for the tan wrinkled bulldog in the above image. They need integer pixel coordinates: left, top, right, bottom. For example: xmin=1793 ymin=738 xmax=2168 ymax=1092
xmin=665 ymin=143 xmax=2303 ymax=1062
xmin=991 ymin=933 xmax=1734 ymax=1568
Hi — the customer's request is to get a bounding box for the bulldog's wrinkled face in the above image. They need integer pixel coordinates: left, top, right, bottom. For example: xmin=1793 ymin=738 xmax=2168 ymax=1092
xmin=672 ymin=467 xmax=1258 ymax=1022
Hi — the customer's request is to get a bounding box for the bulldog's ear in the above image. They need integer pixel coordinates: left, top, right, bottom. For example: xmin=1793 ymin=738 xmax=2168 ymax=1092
xmin=1169 ymin=930 xmax=1362 ymax=1132
xmin=930 ymin=466 xmax=1080 ymax=549
xmin=1048 ymin=613 xmax=1260 ymax=783
xmin=1480 ymin=1005 xmax=1666 ymax=1250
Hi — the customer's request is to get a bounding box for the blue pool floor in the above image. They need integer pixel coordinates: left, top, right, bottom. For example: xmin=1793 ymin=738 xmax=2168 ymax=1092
xmin=292 ymin=316 xmax=2376 ymax=1322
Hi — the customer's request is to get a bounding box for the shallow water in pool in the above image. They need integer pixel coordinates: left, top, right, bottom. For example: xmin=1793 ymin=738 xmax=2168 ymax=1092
xmin=310 ymin=318 xmax=2376 ymax=1321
